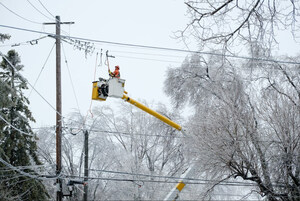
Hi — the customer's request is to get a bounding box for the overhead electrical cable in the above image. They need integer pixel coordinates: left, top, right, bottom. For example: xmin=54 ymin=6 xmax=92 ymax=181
xmin=0 ymin=35 xmax=48 ymax=48
xmin=65 ymin=126 xmax=284 ymax=143
xmin=0 ymin=158 xmax=59 ymax=180
xmin=55 ymin=37 xmax=300 ymax=65
xmin=61 ymin=42 xmax=81 ymax=112
xmin=36 ymin=0 xmax=73 ymax=37
xmin=64 ymin=175 xmax=262 ymax=187
xmin=66 ymin=173 xmax=287 ymax=188
xmin=28 ymin=42 xmax=56 ymax=98
xmin=81 ymin=127 xmax=185 ymax=138
xmin=82 ymin=52 xmax=99 ymax=126
xmin=0 ymin=164 xmax=55 ymax=171
xmin=37 ymin=0 xmax=55 ymax=18
xmin=26 ymin=0 xmax=53 ymax=21
xmin=1 ymin=24 xmax=300 ymax=65
xmin=153 ymin=189 xmax=260 ymax=198
xmin=88 ymin=168 xmax=288 ymax=188
xmin=93 ymin=47 xmax=185 ymax=63
xmin=0 ymin=114 xmax=35 ymax=137
xmin=115 ymin=54 xmax=182 ymax=64
xmin=0 ymin=3 xmax=42 ymax=24
xmin=88 ymin=168 xmax=257 ymax=186
xmin=31 ymin=125 xmax=283 ymax=143
xmin=0 ymin=42 xmax=30 ymax=48
xmin=111 ymin=49 xmax=187 ymax=58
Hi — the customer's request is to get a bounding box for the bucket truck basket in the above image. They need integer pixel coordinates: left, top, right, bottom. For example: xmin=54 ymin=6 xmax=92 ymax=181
xmin=107 ymin=78 xmax=125 ymax=98
xmin=92 ymin=81 xmax=107 ymax=101
xmin=92 ymin=77 xmax=125 ymax=101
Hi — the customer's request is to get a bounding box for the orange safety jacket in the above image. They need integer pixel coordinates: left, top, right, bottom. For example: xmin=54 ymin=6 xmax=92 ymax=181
xmin=109 ymin=69 xmax=120 ymax=78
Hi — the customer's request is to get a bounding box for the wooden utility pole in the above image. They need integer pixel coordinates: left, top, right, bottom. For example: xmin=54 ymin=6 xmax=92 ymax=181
xmin=83 ymin=130 xmax=89 ymax=201
xmin=44 ymin=16 xmax=74 ymax=201
xmin=55 ymin=15 xmax=63 ymax=201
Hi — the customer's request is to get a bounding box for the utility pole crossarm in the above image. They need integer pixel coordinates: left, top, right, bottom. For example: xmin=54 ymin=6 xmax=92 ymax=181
xmin=43 ymin=22 xmax=74 ymax=25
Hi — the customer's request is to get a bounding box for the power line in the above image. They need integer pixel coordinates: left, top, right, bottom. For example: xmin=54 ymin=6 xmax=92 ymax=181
xmin=115 ymin=54 xmax=182 ymax=64
xmin=111 ymin=49 xmax=187 ymax=58
xmin=32 ymin=123 xmax=285 ymax=145
xmin=28 ymin=42 xmax=56 ymax=98
xmin=64 ymin=174 xmax=260 ymax=187
xmin=61 ymin=42 xmax=81 ymax=112
xmin=42 ymin=125 xmax=284 ymax=143
xmin=87 ymin=168 xmax=292 ymax=189
xmin=0 ymin=42 xmax=30 ymax=48
xmin=0 ymin=35 xmax=48 ymax=48
xmin=121 ymin=185 xmax=260 ymax=198
xmin=37 ymin=0 xmax=55 ymax=18
xmin=1 ymin=24 xmax=300 ymax=65
xmin=61 ymin=122 xmax=184 ymax=138
xmin=93 ymin=47 xmax=184 ymax=64
xmin=86 ymin=128 xmax=184 ymax=138
xmin=87 ymin=168 xmax=258 ymax=186
xmin=26 ymin=0 xmax=53 ymax=21
xmin=0 ymin=3 xmax=42 ymax=24
xmin=0 ymin=113 xmax=35 ymax=137
xmin=0 ymin=158 xmax=59 ymax=180
xmin=0 ymin=164 xmax=55 ymax=171
xmin=65 ymin=126 xmax=285 ymax=144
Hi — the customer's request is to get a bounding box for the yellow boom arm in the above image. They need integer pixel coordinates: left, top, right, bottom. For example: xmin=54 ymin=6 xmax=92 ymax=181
xmin=122 ymin=95 xmax=182 ymax=131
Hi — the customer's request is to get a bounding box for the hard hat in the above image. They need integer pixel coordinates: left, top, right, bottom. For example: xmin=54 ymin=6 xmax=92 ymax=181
xmin=115 ymin=65 xmax=120 ymax=69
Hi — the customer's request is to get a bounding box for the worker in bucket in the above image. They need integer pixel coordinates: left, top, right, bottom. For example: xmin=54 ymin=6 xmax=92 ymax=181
xmin=109 ymin=65 xmax=120 ymax=78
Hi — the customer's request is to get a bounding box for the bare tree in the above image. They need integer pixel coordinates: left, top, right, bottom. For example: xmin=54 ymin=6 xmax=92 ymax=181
xmin=37 ymin=101 xmax=186 ymax=200
xmin=182 ymin=1 xmax=300 ymax=51
xmin=112 ymin=100 xmax=186 ymax=200
xmin=166 ymin=1 xmax=300 ymax=200
xmin=164 ymin=53 xmax=300 ymax=200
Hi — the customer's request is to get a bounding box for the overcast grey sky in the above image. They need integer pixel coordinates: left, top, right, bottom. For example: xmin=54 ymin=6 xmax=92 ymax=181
xmin=1 ymin=0 xmax=299 ymax=127
xmin=1 ymin=0 xmax=192 ymax=127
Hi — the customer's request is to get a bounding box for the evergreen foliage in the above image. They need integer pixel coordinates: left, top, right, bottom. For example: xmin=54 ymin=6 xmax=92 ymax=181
xmin=0 ymin=33 xmax=10 ymax=43
xmin=0 ymin=50 xmax=49 ymax=200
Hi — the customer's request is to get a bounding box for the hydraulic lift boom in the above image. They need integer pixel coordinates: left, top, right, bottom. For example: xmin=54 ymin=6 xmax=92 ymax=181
xmin=92 ymin=77 xmax=182 ymax=131
xmin=121 ymin=94 xmax=182 ymax=131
